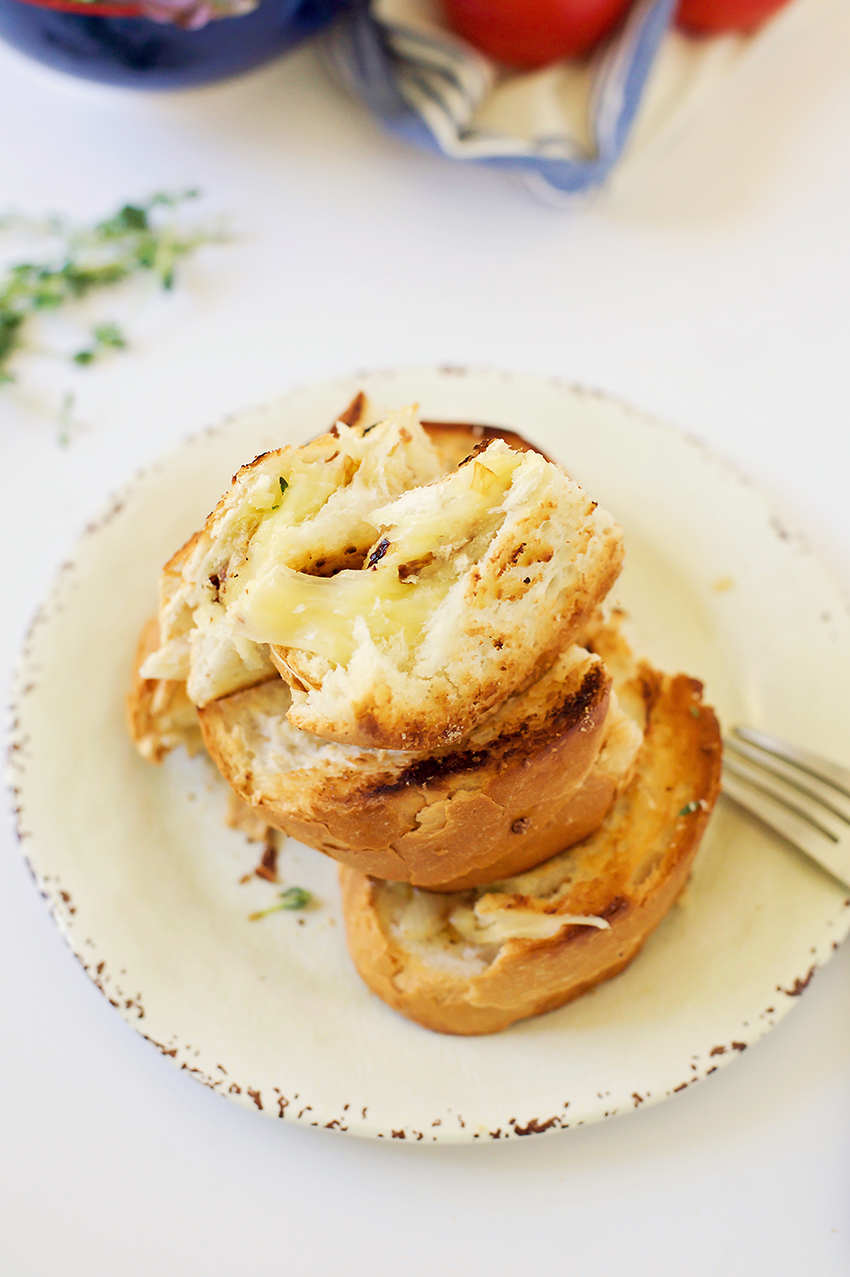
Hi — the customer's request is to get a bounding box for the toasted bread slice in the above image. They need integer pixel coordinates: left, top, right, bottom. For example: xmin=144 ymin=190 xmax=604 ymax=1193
xmin=128 ymin=619 xmax=275 ymax=842
xmin=198 ymin=630 xmax=641 ymax=889
xmin=126 ymin=617 xmax=204 ymax=762
xmin=339 ymin=668 xmax=721 ymax=1035
xmin=257 ymin=435 xmax=622 ymax=749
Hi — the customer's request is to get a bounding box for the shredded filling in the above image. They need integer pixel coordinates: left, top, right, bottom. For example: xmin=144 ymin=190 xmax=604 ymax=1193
xmin=227 ymin=447 xmax=521 ymax=667
xmin=381 ymin=877 xmax=609 ymax=970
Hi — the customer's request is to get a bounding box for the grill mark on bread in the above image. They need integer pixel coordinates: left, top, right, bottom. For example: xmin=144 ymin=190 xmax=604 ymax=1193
xmin=368 ymin=747 xmax=491 ymax=796
xmin=362 ymin=663 xmax=606 ymax=799
xmin=197 ymin=637 xmax=621 ymax=891
xmin=232 ymin=451 xmax=271 ymax=485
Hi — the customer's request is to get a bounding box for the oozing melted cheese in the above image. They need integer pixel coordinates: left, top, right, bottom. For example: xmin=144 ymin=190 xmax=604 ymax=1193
xmin=247 ymin=450 xmax=360 ymax=547
xmin=228 ymin=448 xmax=520 ymax=666
xmin=232 ymin=566 xmax=444 ymax=665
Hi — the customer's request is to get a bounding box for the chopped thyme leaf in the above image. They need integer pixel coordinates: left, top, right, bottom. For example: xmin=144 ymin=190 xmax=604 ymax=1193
xmin=0 ymin=190 xmax=225 ymax=389
xmin=248 ymin=886 xmax=312 ymax=921
xmin=279 ymin=886 xmax=310 ymax=909
xmin=689 ymin=705 xmax=700 ymax=718
xmin=56 ymin=390 xmax=75 ymax=448
xmin=270 ymin=475 xmax=289 ymax=511
xmin=94 ymin=321 xmax=127 ymax=349
xmin=97 ymin=203 xmax=149 ymax=237
xmin=678 ymin=800 xmax=700 ymax=817
xmin=73 ymin=320 xmax=128 ymax=366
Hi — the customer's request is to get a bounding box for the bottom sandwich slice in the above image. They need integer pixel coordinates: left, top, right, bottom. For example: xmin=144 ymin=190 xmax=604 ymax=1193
xmin=339 ymin=665 xmax=722 ymax=1035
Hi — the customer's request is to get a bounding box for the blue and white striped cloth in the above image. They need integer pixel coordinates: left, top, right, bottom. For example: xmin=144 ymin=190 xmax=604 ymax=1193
xmin=323 ymin=0 xmax=677 ymax=195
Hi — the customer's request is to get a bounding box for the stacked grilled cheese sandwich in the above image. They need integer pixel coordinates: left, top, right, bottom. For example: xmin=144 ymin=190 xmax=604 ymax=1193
xmin=129 ymin=396 xmax=721 ymax=1034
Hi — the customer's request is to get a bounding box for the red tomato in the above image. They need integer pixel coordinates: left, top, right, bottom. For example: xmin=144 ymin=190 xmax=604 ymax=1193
xmin=676 ymin=0 xmax=792 ymax=34
xmin=442 ymin=0 xmax=634 ymax=70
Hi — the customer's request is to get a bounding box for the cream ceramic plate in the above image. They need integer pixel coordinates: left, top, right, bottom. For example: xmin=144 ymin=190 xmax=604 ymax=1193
xmin=10 ymin=367 xmax=850 ymax=1143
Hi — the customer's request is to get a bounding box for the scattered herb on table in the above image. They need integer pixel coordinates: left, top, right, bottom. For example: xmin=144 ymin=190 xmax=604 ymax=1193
xmin=56 ymin=390 xmax=76 ymax=448
xmin=72 ymin=320 xmax=127 ymax=366
xmin=0 ymin=190 xmax=225 ymax=387
xmin=249 ymin=887 xmax=313 ymax=921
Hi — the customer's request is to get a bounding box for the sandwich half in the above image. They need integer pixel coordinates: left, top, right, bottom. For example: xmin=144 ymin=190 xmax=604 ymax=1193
xmin=197 ymin=621 xmax=642 ymax=890
xmin=338 ymin=663 xmax=721 ymax=1034
xmin=140 ymin=402 xmax=623 ymax=750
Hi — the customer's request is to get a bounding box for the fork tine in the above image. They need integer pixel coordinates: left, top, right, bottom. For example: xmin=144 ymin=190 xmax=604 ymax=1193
xmin=733 ymin=726 xmax=850 ymax=799
xmin=724 ymin=736 xmax=850 ymax=826
xmin=722 ymin=765 xmax=850 ymax=890
xmin=722 ymin=755 xmax=843 ymax=842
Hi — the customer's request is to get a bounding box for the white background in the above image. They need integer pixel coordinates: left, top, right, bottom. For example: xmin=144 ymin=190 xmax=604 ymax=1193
xmin=1 ymin=3 xmax=850 ymax=1272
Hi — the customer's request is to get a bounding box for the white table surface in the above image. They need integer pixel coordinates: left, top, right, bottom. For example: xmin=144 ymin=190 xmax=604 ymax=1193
xmin=2 ymin=6 xmax=850 ymax=1273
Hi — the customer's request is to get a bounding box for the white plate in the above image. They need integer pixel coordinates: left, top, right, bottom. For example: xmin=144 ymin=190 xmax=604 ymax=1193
xmin=10 ymin=366 xmax=850 ymax=1143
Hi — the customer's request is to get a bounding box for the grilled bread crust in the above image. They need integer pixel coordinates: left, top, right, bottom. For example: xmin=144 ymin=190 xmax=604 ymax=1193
xmin=126 ymin=617 xmax=203 ymax=763
xmin=197 ymin=640 xmax=636 ymax=891
xmin=419 ymin=421 xmax=552 ymax=469
xmin=338 ymin=668 xmax=721 ymax=1034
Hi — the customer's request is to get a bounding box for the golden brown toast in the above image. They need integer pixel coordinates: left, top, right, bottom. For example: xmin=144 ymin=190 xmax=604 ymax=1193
xmin=338 ymin=667 xmax=721 ymax=1035
xmin=126 ymin=617 xmax=203 ymax=763
xmin=197 ymin=632 xmax=640 ymax=890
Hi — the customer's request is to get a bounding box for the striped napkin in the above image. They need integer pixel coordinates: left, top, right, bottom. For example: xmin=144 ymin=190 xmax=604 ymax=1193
xmin=322 ymin=0 xmax=678 ymax=196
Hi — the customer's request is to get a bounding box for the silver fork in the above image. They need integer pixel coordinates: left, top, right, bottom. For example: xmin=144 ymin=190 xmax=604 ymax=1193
xmin=722 ymin=727 xmax=850 ymax=891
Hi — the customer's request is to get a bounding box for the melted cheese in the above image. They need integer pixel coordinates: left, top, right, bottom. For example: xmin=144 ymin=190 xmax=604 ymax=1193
xmin=389 ymin=883 xmax=609 ymax=953
xmin=375 ymin=454 xmax=518 ymax=570
xmin=228 ymin=447 xmax=521 ymax=666
xmin=231 ymin=564 xmax=443 ymax=664
xmin=448 ymin=903 xmax=609 ymax=945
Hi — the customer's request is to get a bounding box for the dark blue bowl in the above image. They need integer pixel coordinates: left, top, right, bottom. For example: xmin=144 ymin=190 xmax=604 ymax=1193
xmin=0 ymin=0 xmax=345 ymax=88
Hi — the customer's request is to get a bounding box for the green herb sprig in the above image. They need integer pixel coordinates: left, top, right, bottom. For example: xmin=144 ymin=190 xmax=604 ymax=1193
xmin=270 ymin=476 xmax=289 ymax=512
xmin=0 ymin=190 xmax=224 ymax=386
xmin=248 ymin=887 xmax=312 ymax=921
xmin=73 ymin=321 xmax=127 ymax=366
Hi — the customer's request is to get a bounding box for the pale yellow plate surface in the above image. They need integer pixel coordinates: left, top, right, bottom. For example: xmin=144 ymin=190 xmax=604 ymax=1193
xmin=10 ymin=367 xmax=850 ymax=1142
